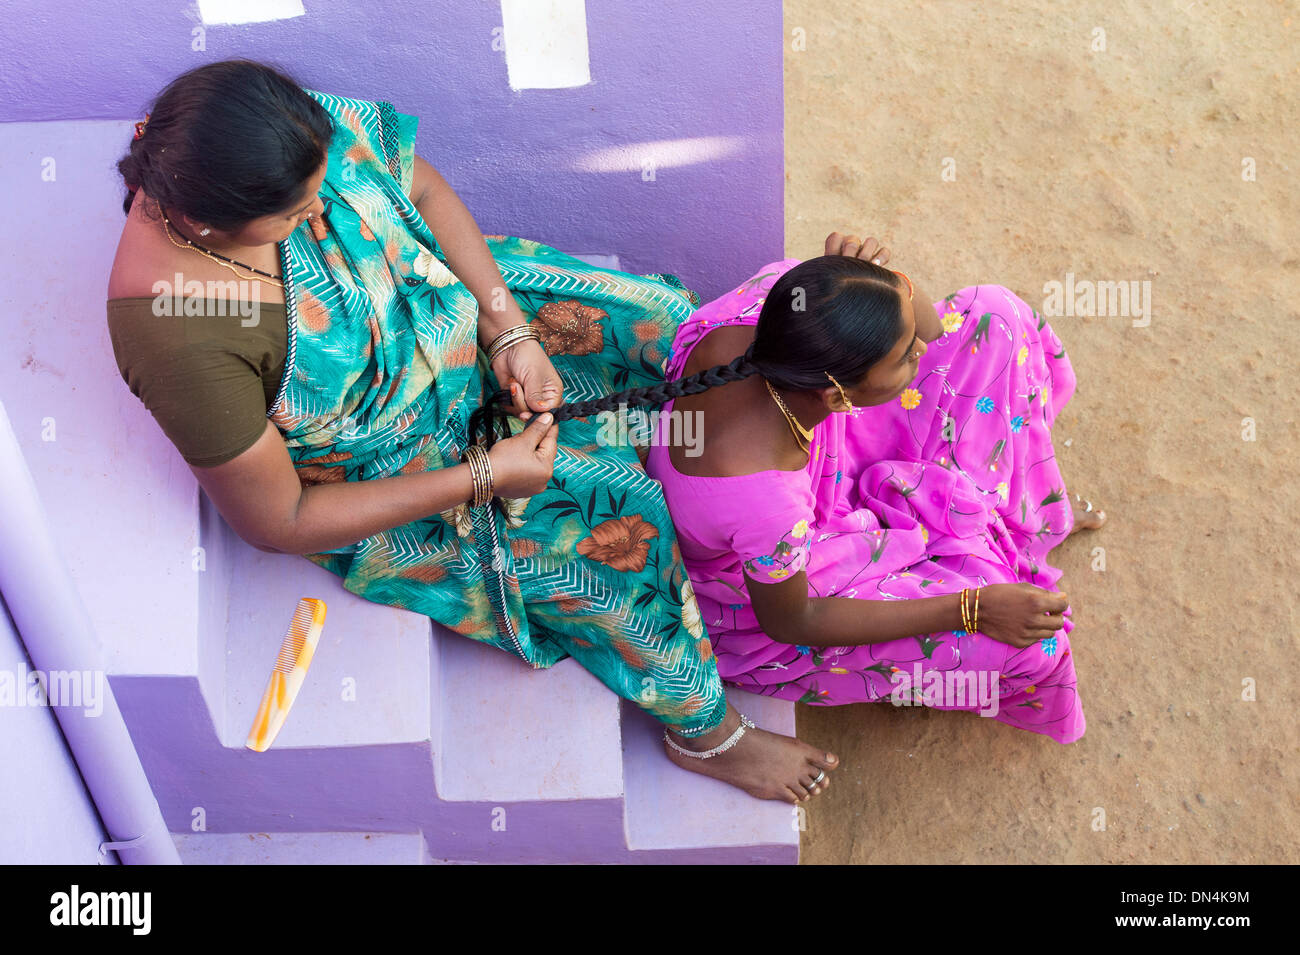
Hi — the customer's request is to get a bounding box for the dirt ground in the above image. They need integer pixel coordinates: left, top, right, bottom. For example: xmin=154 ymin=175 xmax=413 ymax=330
xmin=784 ymin=0 xmax=1299 ymax=864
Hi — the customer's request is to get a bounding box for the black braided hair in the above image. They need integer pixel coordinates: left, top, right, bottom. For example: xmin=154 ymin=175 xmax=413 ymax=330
xmin=467 ymin=347 xmax=762 ymax=450
xmin=468 ymin=254 xmax=910 ymax=450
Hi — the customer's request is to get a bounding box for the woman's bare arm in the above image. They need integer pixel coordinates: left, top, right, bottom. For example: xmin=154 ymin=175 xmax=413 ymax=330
xmin=407 ymin=153 xmax=528 ymax=346
xmin=746 ymin=567 xmax=1071 ymax=649
xmin=745 ymin=570 xmax=966 ymax=646
xmin=190 ymin=421 xmax=475 ymax=555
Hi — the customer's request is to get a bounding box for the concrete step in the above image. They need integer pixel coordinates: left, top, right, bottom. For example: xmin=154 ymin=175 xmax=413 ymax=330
xmin=218 ymin=521 xmax=434 ymax=750
xmin=172 ymin=830 xmax=433 ymax=864
xmin=434 ymin=631 xmax=624 ymax=802
xmin=621 ymin=690 xmax=799 ymax=862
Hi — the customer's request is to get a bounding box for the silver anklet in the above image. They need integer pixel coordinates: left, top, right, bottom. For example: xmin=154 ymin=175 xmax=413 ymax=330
xmin=663 ymin=713 xmax=755 ymax=759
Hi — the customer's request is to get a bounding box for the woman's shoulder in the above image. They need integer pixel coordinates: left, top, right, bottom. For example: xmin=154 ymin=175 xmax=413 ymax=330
xmin=107 ymin=193 xmax=287 ymax=305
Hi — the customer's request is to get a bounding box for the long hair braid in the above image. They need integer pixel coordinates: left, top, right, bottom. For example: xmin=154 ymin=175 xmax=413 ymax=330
xmin=468 ymin=344 xmax=762 ymax=450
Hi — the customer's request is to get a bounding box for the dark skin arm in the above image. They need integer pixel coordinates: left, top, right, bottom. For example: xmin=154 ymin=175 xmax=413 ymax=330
xmin=407 ymin=154 xmax=563 ymax=416
xmin=745 ymin=569 xmax=1071 ymax=650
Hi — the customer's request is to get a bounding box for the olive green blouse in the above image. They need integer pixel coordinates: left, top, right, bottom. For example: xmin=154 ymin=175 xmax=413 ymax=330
xmin=105 ymin=297 xmax=288 ymax=468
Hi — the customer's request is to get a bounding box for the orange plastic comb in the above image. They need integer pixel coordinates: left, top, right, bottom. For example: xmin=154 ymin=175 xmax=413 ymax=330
xmin=245 ymin=598 xmax=327 ymax=752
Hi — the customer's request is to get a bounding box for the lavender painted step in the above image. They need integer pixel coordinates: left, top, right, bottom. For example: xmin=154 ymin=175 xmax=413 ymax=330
xmin=621 ymin=690 xmax=800 ymax=852
xmin=435 ymin=635 xmax=624 ymax=802
xmin=220 ymin=524 xmax=435 ymax=750
xmin=173 ymin=831 xmax=434 ymax=865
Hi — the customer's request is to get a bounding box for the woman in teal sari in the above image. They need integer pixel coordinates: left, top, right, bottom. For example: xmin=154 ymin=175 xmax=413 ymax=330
xmin=107 ymin=60 xmax=837 ymax=805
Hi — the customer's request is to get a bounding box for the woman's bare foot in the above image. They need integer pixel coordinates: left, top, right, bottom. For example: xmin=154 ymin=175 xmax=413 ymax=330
xmin=1069 ymin=492 xmax=1106 ymax=534
xmin=663 ymin=702 xmax=839 ymax=804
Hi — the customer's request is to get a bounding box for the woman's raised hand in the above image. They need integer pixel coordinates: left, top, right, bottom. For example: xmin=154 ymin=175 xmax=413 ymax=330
xmin=495 ymin=338 xmax=563 ymax=417
xmin=973 ymin=583 xmax=1071 ymax=649
xmin=486 ymin=412 xmax=559 ymax=498
xmin=825 ymin=232 xmax=890 ymax=265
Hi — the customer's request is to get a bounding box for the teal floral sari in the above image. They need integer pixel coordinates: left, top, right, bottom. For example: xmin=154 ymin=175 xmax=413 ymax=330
xmin=267 ymin=90 xmax=726 ymax=736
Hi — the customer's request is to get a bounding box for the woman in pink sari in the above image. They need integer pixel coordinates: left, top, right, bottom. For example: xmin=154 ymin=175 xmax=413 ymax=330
xmin=631 ymin=233 xmax=1105 ymax=747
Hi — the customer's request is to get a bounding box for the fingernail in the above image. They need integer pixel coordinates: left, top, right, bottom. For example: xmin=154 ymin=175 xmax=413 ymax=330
xmin=539 ymin=412 xmax=553 ymax=424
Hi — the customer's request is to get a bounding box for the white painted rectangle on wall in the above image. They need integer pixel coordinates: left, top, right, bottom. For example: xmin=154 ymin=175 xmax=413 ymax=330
xmin=197 ymin=0 xmax=306 ymax=26
xmin=500 ymin=0 xmax=592 ymax=90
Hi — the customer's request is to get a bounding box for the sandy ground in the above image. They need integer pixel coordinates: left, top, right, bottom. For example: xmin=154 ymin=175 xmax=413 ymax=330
xmin=784 ymin=0 xmax=1299 ymax=863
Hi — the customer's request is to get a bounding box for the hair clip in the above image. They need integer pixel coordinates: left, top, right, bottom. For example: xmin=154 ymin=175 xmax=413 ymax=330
xmin=133 ymin=113 xmax=150 ymax=140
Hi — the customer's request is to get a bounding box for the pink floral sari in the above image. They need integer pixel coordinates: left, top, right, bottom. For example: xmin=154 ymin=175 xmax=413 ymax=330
xmin=644 ymin=259 xmax=1085 ymax=743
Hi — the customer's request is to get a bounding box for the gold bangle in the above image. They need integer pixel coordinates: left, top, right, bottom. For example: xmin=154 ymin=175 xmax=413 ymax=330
xmin=462 ymin=444 xmax=495 ymax=507
xmin=466 ymin=451 xmax=484 ymax=507
xmin=474 ymin=451 xmax=490 ymax=507
xmin=486 ymin=327 xmax=539 ymax=366
xmin=972 ymin=586 xmax=980 ymax=633
xmin=480 ymin=446 xmax=493 ymax=509
xmin=476 ymin=446 xmax=495 ymax=507
xmin=485 ymin=323 xmax=541 ymax=366
xmin=486 ymin=322 xmax=537 ymax=351
xmin=959 ymin=588 xmax=972 ymax=632
xmin=462 ymin=451 xmax=480 ymax=506
xmin=465 ymin=446 xmax=486 ymax=507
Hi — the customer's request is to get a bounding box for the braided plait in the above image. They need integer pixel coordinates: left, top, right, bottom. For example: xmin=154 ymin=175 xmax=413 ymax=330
xmin=555 ymin=347 xmax=759 ymax=420
xmin=468 ymin=344 xmax=762 ymax=450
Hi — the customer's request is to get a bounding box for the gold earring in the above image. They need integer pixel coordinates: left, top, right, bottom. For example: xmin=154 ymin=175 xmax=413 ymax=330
xmin=825 ymin=373 xmax=856 ymax=414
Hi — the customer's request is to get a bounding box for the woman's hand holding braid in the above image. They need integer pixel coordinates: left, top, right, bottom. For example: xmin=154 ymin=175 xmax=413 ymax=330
xmin=488 ymin=301 xmax=564 ymax=418
xmin=485 ymin=412 xmax=559 ymax=498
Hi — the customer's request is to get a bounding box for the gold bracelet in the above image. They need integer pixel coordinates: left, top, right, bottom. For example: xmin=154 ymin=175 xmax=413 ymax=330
xmin=959 ymin=588 xmax=972 ymax=632
xmin=476 ymin=445 xmax=495 ymax=507
xmin=464 ymin=446 xmax=486 ymax=507
xmin=486 ymin=325 xmax=539 ymax=366
xmin=465 ymin=451 xmax=483 ymax=506
xmin=485 ymin=323 xmax=541 ymax=366
xmin=473 ymin=449 xmax=490 ymax=507
xmin=972 ymin=586 xmax=980 ymax=633
xmin=485 ymin=322 xmax=537 ymax=351
xmin=462 ymin=444 xmax=495 ymax=507
xmin=462 ymin=451 xmax=480 ymax=506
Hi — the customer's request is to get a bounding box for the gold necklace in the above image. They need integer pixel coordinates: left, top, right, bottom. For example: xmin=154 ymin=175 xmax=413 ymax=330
xmin=764 ymin=378 xmax=814 ymax=452
xmin=161 ymin=213 xmax=285 ymax=288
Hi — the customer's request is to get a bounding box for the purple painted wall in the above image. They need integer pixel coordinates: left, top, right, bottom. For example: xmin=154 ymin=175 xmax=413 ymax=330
xmin=0 ymin=0 xmax=784 ymax=299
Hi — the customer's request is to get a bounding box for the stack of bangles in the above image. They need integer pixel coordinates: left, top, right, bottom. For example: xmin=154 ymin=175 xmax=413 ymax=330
xmin=462 ymin=444 xmax=494 ymax=508
xmin=959 ymin=586 xmax=981 ymax=633
xmin=485 ymin=322 xmax=542 ymax=366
